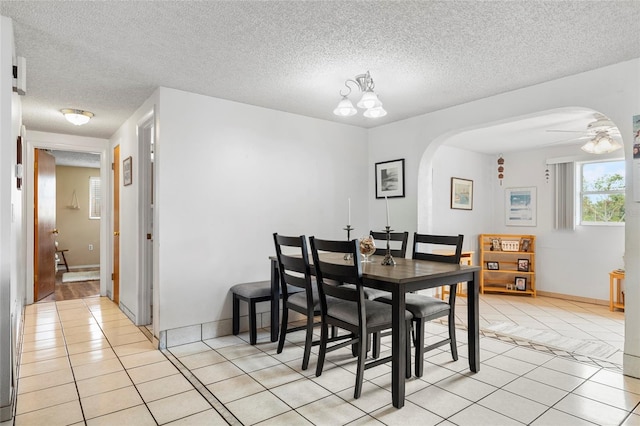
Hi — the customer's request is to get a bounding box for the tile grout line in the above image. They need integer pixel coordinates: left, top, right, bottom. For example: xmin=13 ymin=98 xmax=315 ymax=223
xmin=161 ymin=348 xmax=241 ymax=425
xmin=82 ymin=298 xmax=162 ymax=425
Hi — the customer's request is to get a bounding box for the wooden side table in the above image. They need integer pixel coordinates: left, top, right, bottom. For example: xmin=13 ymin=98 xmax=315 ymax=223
xmin=609 ymin=270 xmax=625 ymax=311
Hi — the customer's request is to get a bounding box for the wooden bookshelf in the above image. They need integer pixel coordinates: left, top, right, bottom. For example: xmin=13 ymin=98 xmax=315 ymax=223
xmin=478 ymin=234 xmax=536 ymax=297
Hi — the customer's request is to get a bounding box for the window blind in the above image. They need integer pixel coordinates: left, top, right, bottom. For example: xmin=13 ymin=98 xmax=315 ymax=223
xmin=89 ymin=177 xmax=101 ymax=219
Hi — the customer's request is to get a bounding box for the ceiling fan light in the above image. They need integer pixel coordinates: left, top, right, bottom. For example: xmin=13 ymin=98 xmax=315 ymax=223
xmin=363 ymin=106 xmax=387 ymax=118
xmin=61 ymin=108 xmax=94 ymax=126
xmin=581 ymin=139 xmax=597 ymax=154
xmin=357 ymin=91 xmax=380 ymax=109
xmin=333 ymin=97 xmax=357 ymax=117
xmin=581 ymin=132 xmax=622 ymax=154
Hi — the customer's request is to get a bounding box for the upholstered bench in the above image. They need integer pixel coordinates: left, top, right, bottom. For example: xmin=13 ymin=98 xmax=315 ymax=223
xmin=230 ymin=280 xmax=273 ymax=345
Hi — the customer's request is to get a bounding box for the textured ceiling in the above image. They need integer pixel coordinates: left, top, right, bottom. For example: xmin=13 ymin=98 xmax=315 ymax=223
xmin=2 ymin=1 xmax=640 ymax=143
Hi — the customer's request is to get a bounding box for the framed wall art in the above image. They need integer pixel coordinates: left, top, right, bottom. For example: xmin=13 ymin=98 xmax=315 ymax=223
xmin=450 ymin=177 xmax=473 ymax=210
xmin=505 ymin=187 xmax=536 ymax=226
xmin=375 ymin=159 xmax=405 ymax=199
xmin=123 ymin=156 xmax=132 ymax=186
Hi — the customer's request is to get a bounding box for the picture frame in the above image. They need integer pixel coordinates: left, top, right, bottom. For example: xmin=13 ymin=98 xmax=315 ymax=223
xmin=515 ymin=276 xmax=527 ymax=291
xmin=520 ymin=238 xmax=531 ymax=252
xmin=375 ymin=159 xmax=405 ymax=199
xmin=450 ymin=177 xmax=473 ymax=210
xmin=506 ymin=187 xmax=537 ymax=226
xmin=490 ymin=238 xmax=501 ymax=251
xmin=486 ymin=261 xmax=499 ymax=270
xmin=517 ymin=259 xmax=530 ymax=272
xmin=123 ymin=156 xmax=132 ymax=186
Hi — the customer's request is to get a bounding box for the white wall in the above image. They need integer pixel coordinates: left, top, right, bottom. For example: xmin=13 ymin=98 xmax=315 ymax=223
xmin=110 ymin=87 xmax=369 ymax=334
xmin=368 ymin=59 xmax=640 ymax=376
xmin=492 ymin=145 xmax=624 ymax=301
xmin=109 ymin=91 xmax=159 ymax=324
xmin=0 ymin=16 xmax=22 ymax=421
xmin=431 ymin=145 xmax=493 ymax=254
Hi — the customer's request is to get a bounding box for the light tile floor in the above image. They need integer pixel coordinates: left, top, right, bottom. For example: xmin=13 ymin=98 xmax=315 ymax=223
xmin=4 ymin=294 xmax=633 ymax=426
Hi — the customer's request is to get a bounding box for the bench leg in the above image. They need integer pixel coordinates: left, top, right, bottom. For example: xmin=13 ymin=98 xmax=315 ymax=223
xmin=249 ymin=299 xmax=258 ymax=345
xmin=232 ymin=294 xmax=240 ymax=336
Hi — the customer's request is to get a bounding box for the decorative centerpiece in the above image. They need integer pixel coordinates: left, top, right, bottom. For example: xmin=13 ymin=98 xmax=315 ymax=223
xmin=381 ymin=226 xmax=396 ymax=266
xmin=359 ymin=235 xmax=376 ymax=263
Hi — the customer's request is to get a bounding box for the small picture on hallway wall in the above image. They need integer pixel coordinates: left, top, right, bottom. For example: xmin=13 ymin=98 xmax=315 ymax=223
xmin=123 ymin=156 xmax=132 ymax=186
xmin=375 ymin=159 xmax=405 ymax=198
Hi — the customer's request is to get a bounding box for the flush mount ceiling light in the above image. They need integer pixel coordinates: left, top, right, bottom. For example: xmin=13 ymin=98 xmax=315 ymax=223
xmin=581 ymin=131 xmax=622 ymax=154
xmin=333 ymin=71 xmax=387 ymax=118
xmin=61 ymin=109 xmax=94 ymax=126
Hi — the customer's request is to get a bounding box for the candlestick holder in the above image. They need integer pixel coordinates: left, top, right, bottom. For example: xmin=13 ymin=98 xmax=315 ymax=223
xmin=381 ymin=226 xmax=396 ymax=266
xmin=343 ymin=225 xmax=354 ymax=260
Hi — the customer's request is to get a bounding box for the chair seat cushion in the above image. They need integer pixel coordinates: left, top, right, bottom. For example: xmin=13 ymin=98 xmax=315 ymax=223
xmin=375 ymin=293 xmax=450 ymax=318
xmin=287 ymin=288 xmax=321 ymax=311
xmin=230 ymin=281 xmax=272 ymax=298
xmin=340 ymin=283 xmax=390 ymax=300
xmin=326 ymin=299 xmax=412 ymax=329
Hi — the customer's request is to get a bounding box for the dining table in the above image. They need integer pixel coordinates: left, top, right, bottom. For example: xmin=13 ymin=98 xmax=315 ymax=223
xmin=269 ymin=253 xmax=480 ymax=409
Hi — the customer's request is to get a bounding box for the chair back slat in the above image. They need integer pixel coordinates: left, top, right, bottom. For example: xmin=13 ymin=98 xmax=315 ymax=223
xmin=370 ymin=230 xmax=409 ymax=258
xmin=273 ymin=233 xmax=313 ymax=299
xmin=309 ymin=237 xmax=366 ymax=313
xmin=412 ymin=233 xmax=464 ymax=264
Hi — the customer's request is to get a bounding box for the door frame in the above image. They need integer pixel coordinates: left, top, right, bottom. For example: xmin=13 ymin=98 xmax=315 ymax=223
xmin=24 ymin=132 xmax=111 ymax=304
xmin=137 ymin=111 xmax=155 ymax=331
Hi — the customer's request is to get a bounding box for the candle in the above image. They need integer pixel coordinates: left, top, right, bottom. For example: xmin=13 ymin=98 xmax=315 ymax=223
xmin=385 ymin=196 xmax=390 ymax=227
xmin=348 ymin=198 xmax=351 ymax=226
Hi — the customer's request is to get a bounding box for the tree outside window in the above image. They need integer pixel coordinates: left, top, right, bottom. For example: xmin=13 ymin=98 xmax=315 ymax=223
xmin=580 ymin=160 xmax=625 ymax=224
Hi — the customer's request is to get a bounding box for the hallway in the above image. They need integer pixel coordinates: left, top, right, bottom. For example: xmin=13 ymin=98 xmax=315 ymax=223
xmin=4 ymin=295 xmax=635 ymax=425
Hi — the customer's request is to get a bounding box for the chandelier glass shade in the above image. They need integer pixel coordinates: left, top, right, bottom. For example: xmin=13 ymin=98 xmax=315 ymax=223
xmin=334 ymin=71 xmax=386 ymax=118
xmin=333 ymin=96 xmax=357 ymax=117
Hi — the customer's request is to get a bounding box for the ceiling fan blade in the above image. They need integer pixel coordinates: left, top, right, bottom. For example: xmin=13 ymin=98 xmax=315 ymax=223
xmin=545 ymin=129 xmax=590 ymax=133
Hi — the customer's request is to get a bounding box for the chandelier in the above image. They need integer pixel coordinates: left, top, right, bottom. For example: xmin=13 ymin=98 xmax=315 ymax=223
xmin=581 ymin=131 xmax=622 ymax=154
xmin=333 ymin=71 xmax=387 ymax=118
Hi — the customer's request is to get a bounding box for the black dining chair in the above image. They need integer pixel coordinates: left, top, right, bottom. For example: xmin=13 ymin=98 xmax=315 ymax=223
xmin=376 ymin=233 xmax=464 ymax=377
xmin=370 ymin=230 xmax=409 ymax=258
xmin=273 ymin=233 xmax=321 ymax=371
xmin=309 ymin=236 xmax=412 ymax=399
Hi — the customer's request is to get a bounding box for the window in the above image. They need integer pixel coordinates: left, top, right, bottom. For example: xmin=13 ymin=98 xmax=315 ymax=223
xmin=579 ymin=160 xmax=625 ymax=224
xmin=89 ymin=177 xmax=101 ymax=219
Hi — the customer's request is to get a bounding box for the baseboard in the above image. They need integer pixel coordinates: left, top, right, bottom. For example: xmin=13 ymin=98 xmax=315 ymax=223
xmin=67 ymin=264 xmax=99 ymax=271
xmin=536 ymin=290 xmax=609 ymax=306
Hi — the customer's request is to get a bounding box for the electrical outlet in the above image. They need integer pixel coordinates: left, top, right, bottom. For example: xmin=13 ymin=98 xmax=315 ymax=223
xmin=88 ymin=244 xmax=93 ymax=251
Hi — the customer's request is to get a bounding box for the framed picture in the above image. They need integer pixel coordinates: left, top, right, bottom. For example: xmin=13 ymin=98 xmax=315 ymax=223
xmin=450 ymin=177 xmax=473 ymax=210
xmin=506 ymin=187 xmax=537 ymax=226
xmin=490 ymin=238 xmax=501 ymax=251
xmin=123 ymin=156 xmax=132 ymax=186
xmin=515 ymin=277 xmax=527 ymax=291
xmin=521 ymin=238 xmax=531 ymax=252
xmin=486 ymin=261 xmax=499 ymax=270
xmin=517 ymin=259 xmax=530 ymax=272
xmin=375 ymin=159 xmax=405 ymax=198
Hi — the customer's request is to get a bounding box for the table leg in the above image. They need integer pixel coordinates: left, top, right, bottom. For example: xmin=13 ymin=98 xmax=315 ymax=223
xmin=609 ymin=274 xmax=614 ymax=312
xmin=391 ymin=288 xmax=406 ymax=408
xmin=467 ymin=270 xmax=480 ymax=372
xmin=270 ymin=259 xmax=280 ymax=342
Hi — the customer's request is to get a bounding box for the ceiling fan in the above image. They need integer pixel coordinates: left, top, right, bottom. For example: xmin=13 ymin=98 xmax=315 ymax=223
xmin=546 ymin=113 xmax=622 ymax=154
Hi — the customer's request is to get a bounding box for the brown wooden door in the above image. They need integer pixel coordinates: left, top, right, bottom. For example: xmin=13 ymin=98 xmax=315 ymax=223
xmin=113 ymin=146 xmax=120 ymax=304
xmin=34 ymin=149 xmax=56 ymax=301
